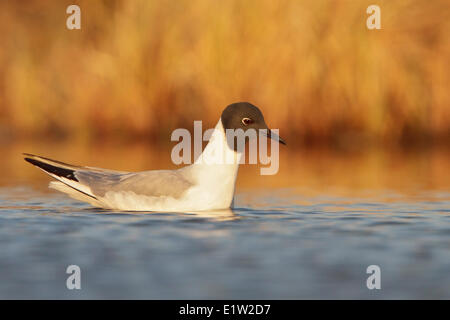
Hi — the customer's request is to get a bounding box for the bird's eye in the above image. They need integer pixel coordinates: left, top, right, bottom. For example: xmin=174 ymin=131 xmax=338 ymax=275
xmin=242 ymin=117 xmax=253 ymax=126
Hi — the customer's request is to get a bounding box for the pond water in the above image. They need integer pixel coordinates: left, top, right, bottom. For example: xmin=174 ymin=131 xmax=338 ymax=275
xmin=0 ymin=145 xmax=449 ymax=299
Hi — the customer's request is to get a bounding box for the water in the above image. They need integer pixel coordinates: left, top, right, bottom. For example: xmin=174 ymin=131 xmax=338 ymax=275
xmin=0 ymin=186 xmax=449 ymax=299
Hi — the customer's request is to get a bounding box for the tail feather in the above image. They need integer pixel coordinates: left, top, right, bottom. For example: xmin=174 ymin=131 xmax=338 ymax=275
xmin=24 ymin=153 xmax=98 ymax=201
xmin=50 ymin=181 xmax=102 ymax=206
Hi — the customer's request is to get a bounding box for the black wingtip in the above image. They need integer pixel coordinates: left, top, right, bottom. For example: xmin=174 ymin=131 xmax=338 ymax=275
xmin=24 ymin=157 xmax=79 ymax=182
xmin=24 ymin=157 xmax=33 ymax=164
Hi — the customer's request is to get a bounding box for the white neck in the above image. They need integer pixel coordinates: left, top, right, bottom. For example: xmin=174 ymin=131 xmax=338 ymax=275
xmin=187 ymin=119 xmax=242 ymax=209
xmin=194 ymin=119 xmax=242 ymax=166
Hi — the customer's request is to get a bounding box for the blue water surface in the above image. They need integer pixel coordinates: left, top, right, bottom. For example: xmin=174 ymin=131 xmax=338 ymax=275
xmin=0 ymin=187 xmax=449 ymax=299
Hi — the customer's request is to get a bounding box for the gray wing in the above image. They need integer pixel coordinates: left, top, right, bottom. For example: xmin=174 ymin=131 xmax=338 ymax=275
xmin=24 ymin=153 xmax=193 ymax=200
xmin=76 ymin=169 xmax=193 ymax=199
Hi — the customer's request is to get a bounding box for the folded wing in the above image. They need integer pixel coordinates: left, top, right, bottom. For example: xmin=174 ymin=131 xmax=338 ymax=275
xmin=24 ymin=153 xmax=193 ymax=209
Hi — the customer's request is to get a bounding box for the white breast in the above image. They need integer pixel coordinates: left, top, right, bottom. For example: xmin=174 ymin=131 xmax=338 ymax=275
xmin=96 ymin=119 xmax=242 ymax=212
xmin=180 ymin=119 xmax=242 ymax=210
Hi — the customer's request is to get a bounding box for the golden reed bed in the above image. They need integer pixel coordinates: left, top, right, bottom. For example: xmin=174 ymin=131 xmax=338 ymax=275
xmin=0 ymin=0 xmax=448 ymax=146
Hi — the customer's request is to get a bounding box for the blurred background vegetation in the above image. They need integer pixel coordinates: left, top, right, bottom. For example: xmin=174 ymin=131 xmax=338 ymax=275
xmin=0 ymin=0 xmax=449 ymax=192
xmin=0 ymin=0 xmax=448 ymax=147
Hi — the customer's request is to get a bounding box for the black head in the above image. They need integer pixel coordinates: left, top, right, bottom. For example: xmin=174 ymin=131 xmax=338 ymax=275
xmin=220 ymin=102 xmax=286 ymax=147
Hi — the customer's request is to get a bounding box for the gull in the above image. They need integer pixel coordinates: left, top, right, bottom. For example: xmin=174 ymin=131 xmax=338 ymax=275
xmin=24 ymin=102 xmax=286 ymax=212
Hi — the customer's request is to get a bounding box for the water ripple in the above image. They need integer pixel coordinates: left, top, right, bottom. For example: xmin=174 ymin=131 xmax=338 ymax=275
xmin=0 ymin=187 xmax=449 ymax=299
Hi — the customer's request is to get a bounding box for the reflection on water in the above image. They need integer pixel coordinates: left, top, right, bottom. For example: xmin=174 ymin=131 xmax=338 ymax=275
xmin=0 ymin=143 xmax=449 ymax=299
xmin=2 ymin=141 xmax=450 ymax=191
